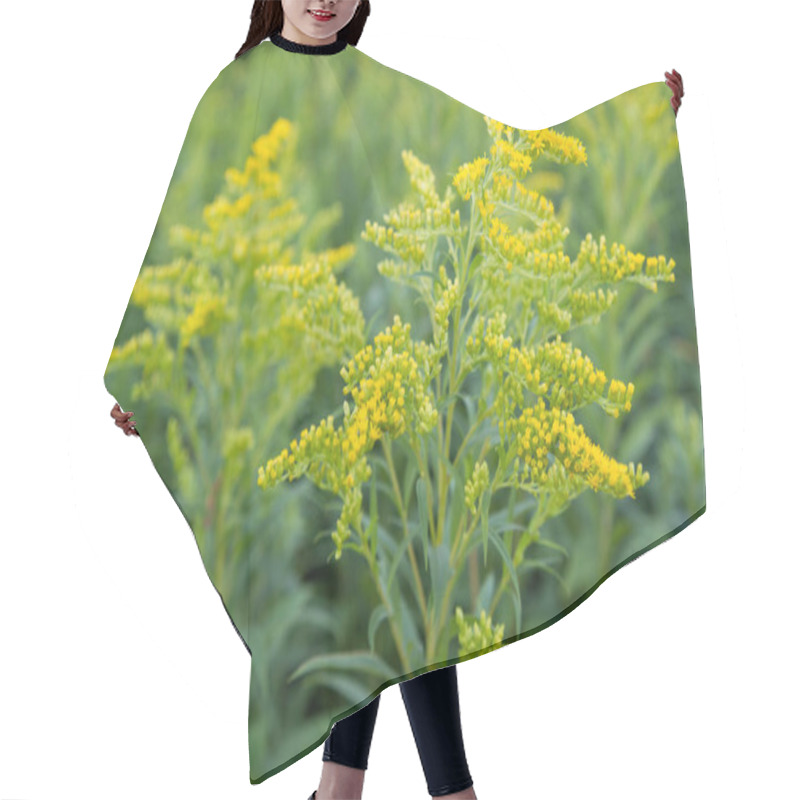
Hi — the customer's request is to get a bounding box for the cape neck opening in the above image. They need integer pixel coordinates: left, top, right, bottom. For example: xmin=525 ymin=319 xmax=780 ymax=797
xmin=270 ymin=31 xmax=349 ymax=56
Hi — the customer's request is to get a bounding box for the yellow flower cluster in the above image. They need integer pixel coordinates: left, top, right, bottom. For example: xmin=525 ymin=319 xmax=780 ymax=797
xmin=449 ymin=116 xmax=587 ymax=309
xmin=203 ymin=193 xmax=254 ymax=233
xmin=484 ymin=215 xmax=530 ymax=261
xmin=533 ymin=336 xmax=608 ymax=411
xmin=644 ymin=254 xmax=676 ymax=281
xmin=475 ymin=322 xmax=544 ymax=398
xmin=373 ymin=257 xmax=413 ymax=283
xmin=257 ymin=260 xmax=327 ymax=293
xmin=605 ymin=378 xmax=635 ymax=418
xmin=477 ymin=195 xmax=495 ymax=225
xmin=465 ymin=459 xmax=490 ymax=514
xmin=168 ymin=223 xmax=202 ymax=251
xmin=196 ymin=119 xmax=297 ymax=243
xmin=454 ymin=606 xmax=505 ymax=657
xmin=129 ymin=259 xmax=211 ymax=336
xmin=482 ymin=217 xmax=571 ymax=281
xmin=433 ymin=265 xmax=460 ymax=351
xmin=251 ymin=243 xmax=364 ymax=363
xmin=256 ymin=244 xmax=356 ymax=295
xmin=529 ymin=218 xmax=569 ymax=252
xmin=332 ymin=487 xmax=364 ymax=559
xmin=257 ymin=413 xmax=340 ymax=491
xmin=471 ymin=321 xmax=614 ymax=413
xmin=107 ymin=327 xmax=157 ymax=364
xmin=464 ymin=313 xmax=538 ymax=419
xmin=488 ymin=171 xmax=555 ymax=221
xmin=490 ymin=138 xmax=533 ymax=177
xmin=362 ymin=219 xmax=426 ymax=265
xmin=506 ymin=397 xmax=648 ymax=498
xmin=537 ymin=299 xmax=572 ymax=334
xmin=107 ymin=326 xmax=175 ymax=402
xmin=340 ymin=315 xmax=439 ymax=438
xmin=179 ymin=291 xmax=230 ymax=348
xmin=258 ymin=414 xmax=374 ymax=559
xmin=400 ymin=149 xmax=443 ymax=210
xmin=452 ymin=157 xmax=489 ymax=201
xmin=362 ymin=152 xmax=462 ymax=277
xmin=381 ymin=202 xmax=461 ymax=237
xmin=483 ymin=116 xmax=514 ymax=142
xmin=258 ymin=316 xmax=439 ymax=559
xmin=231 ymin=197 xmax=304 ymax=268
xmin=131 ymin=267 xmax=174 ymax=306
xmin=482 ymin=115 xmax=587 ymax=186
xmin=527 ymin=249 xmax=573 ymax=279
xmin=576 ymin=233 xmax=676 ymax=288
xmin=567 ymin=286 xmax=618 ymax=324
xmin=225 ymin=118 xmax=295 ymax=195
xmin=465 ymin=311 xmax=509 ymax=363
xmin=519 ymin=127 xmax=588 ymax=166
xmin=153 ymin=118 xmax=306 ymax=290
xmin=253 ymin=118 xmax=294 ymax=158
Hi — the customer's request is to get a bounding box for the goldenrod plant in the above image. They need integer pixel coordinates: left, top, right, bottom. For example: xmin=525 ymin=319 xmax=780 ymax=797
xmin=256 ymin=114 xmax=676 ymax=669
xmin=107 ymin=118 xmax=367 ymax=597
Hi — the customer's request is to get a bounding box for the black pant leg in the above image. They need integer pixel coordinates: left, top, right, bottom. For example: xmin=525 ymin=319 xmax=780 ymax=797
xmin=322 ymin=693 xmax=381 ymax=770
xmin=399 ymin=665 xmax=474 ymax=797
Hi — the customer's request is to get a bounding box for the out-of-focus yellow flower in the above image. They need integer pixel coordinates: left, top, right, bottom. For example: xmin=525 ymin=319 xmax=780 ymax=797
xmin=179 ymin=291 xmax=229 ymax=348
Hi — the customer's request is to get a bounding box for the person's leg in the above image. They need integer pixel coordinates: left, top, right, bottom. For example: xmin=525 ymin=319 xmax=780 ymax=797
xmin=400 ymin=665 xmax=476 ymax=799
xmin=315 ymin=694 xmax=381 ymax=800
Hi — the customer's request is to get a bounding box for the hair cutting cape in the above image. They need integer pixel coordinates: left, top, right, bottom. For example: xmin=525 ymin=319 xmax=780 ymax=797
xmin=103 ymin=35 xmax=706 ymax=785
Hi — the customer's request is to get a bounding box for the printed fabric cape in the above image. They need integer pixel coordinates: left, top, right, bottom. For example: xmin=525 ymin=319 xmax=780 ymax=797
xmin=103 ymin=31 xmax=706 ymax=785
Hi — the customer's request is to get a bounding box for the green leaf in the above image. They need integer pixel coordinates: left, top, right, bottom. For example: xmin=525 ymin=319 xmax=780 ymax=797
xmin=625 ymin=318 xmax=668 ymax=373
xmin=520 ymin=559 xmax=569 ymax=593
xmin=532 ymin=536 xmax=570 ymax=560
xmin=287 ymin=650 xmax=397 ymax=684
xmin=306 ymin=671 xmax=373 ymax=705
xmin=620 ymin=286 xmax=658 ymax=340
xmin=396 ymin=587 xmax=424 ymax=665
xmin=374 ymin=476 xmax=398 ymax=504
xmin=436 ymin=391 xmax=461 ymax=413
xmin=617 ymin=404 xmax=665 ymax=462
xmin=477 ymin=571 xmax=497 ymax=615
xmin=488 ymin=527 xmax=522 ymax=636
xmin=461 ymin=391 xmax=477 ymax=429
xmin=408 ymin=268 xmax=438 ymax=281
xmin=368 ymin=605 xmax=389 ymax=653
xmin=447 ymin=468 xmax=466 ymax=551
xmin=386 ymin=529 xmax=407 ymax=595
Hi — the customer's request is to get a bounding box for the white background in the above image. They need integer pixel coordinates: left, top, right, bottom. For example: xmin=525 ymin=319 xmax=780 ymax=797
xmin=1 ymin=1 xmax=796 ymax=798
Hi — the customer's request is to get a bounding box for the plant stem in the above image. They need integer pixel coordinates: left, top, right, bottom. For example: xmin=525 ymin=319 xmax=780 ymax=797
xmin=357 ymin=517 xmax=413 ymax=674
xmin=436 ymin=195 xmax=479 ymax=546
xmin=381 ymin=436 xmax=429 ymax=633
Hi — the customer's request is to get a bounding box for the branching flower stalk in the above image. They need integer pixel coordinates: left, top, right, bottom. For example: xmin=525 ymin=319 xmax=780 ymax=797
xmin=258 ymin=115 xmax=676 ymax=668
xmin=106 ymin=118 xmax=367 ymax=600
